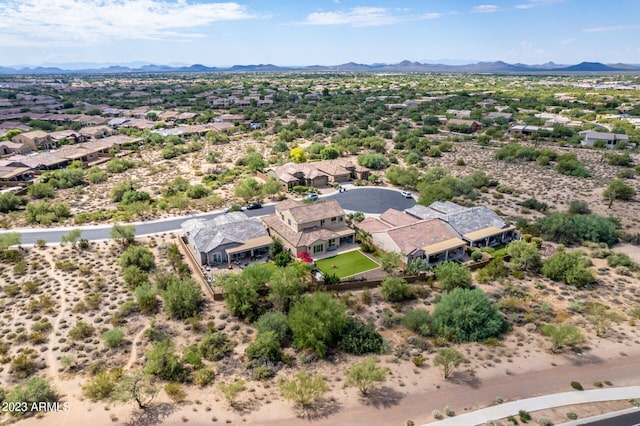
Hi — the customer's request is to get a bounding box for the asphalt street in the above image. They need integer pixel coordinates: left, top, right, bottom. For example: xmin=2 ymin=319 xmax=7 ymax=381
xmin=2 ymin=187 xmax=416 ymax=244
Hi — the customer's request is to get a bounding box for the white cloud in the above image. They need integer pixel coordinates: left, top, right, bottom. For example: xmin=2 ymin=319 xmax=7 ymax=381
xmin=515 ymin=0 xmax=563 ymax=10
xmin=302 ymin=7 xmax=442 ymax=27
xmin=471 ymin=4 xmax=499 ymax=13
xmin=0 ymin=0 xmax=257 ymax=47
xmin=583 ymin=25 xmax=640 ymax=33
xmin=561 ymin=38 xmax=575 ymax=44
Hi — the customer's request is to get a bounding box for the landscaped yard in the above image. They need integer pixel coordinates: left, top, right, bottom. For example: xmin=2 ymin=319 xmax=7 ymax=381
xmin=315 ymin=250 xmax=380 ymax=279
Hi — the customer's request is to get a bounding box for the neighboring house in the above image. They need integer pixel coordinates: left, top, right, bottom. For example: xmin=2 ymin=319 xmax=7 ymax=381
xmin=266 ymin=163 xmax=329 ymax=189
xmin=357 ymin=208 xmax=466 ymax=265
xmin=79 ymin=125 xmax=115 ymax=140
xmin=447 ymin=119 xmax=482 ymax=132
xmin=181 ymin=212 xmax=271 ymax=266
xmin=447 ymin=109 xmax=472 ymax=118
xmin=11 ymin=130 xmax=49 ymax=150
xmin=406 ymin=201 xmax=517 ymax=248
xmin=579 ymin=130 xmax=630 ymax=148
xmin=484 ymin=112 xmax=514 ymax=121
xmin=508 ymin=125 xmax=555 ymax=136
xmin=49 ymin=130 xmax=85 ymax=145
xmin=261 ymin=199 xmax=355 ymax=257
xmin=314 ymin=158 xmax=370 ymax=182
xmin=0 ymin=161 xmax=34 ymax=186
xmin=0 ymin=141 xmax=33 ymax=156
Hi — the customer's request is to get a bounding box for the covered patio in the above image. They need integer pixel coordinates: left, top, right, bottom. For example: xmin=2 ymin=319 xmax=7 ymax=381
xmin=419 ymin=237 xmax=467 ymax=266
xmin=464 ymin=226 xmax=517 ymax=248
xmin=225 ymin=235 xmax=273 ymax=266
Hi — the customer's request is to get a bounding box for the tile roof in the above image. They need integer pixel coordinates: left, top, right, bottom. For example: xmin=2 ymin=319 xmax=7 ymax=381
xmin=386 ymin=219 xmax=461 ymax=256
xmin=287 ymin=200 xmax=345 ymax=224
xmin=181 ymin=212 xmax=268 ymax=254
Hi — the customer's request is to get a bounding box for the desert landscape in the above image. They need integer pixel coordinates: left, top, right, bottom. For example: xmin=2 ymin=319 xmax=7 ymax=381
xmin=1 ymin=71 xmax=640 ymax=426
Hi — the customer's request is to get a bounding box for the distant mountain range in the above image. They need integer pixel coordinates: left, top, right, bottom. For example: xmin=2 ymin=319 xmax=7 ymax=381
xmin=1 ymin=60 xmax=639 ymax=75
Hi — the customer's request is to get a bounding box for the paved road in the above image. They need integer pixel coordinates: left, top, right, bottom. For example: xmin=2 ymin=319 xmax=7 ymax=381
xmin=1 ymin=186 xmax=415 ymax=244
xmin=579 ymin=409 xmax=640 ymax=426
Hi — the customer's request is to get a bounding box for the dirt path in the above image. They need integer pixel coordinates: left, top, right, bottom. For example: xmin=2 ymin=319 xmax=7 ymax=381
xmin=253 ymin=353 xmax=640 ymax=426
xmin=124 ymin=325 xmax=146 ymax=370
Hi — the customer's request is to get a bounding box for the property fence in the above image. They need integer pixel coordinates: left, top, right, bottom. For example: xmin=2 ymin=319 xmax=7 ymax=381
xmin=175 ymin=235 xmax=223 ymax=301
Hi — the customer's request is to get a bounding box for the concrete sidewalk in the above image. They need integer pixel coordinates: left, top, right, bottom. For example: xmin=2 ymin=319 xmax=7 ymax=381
xmin=423 ymin=386 xmax=640 ymax=426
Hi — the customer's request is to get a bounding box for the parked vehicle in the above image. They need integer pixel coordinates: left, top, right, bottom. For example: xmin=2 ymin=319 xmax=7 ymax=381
xmin=246 ymin=202 xmax=263 ymax=210
xmin=401 ymin=191 xmax=412 ymax=198
xmin=305 ymin=194 xmax=319 ymax=201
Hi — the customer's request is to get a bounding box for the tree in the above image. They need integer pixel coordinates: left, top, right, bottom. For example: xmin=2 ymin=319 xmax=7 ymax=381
xmin=61 ymin=229 xmax=82 ymax=248
xmin=433 ymin=348 xmax=466 ymax=379
xmin=540 ymin=323 xmax=585 ymax=353
xmin=111 ymin=371 xmax=159 ymax=410
xmin=4 ymin=377 xmax=57 ymax=418
xmin=320 ymin=147 xmax=340 ymax=160
xmin=166 ymin=243 xmax=183 ymax=273
xmin=402 ymin=309 xmax=432 ymax=336
xmin=289 ymin=147 xmax=307 ymax=163
xmin=262 ymin=177 xmax=282 ymax=197
xmin=339 ymin=317 xmax=386 ymax=355
xmin=217 ymin=379 xmax=245 ymax=407
xmin=144 ymin=340 xmax=185 ymax=381
xmin=535 ymin=213 xmax=617 ymax=247
xmin=0 ymin=232 xmax=21 ymax=251
xmin=220 ymin=274 xmax=262 ymax=321
xmin=435 ymin=261 xmax=472 ymax=291
xmin=123 ymin=265 xmax=149 ymax=289
xmin=280 ymin=371 xmax=328 ymax=408
xmin=134 ymin=282 xmax=158 ymax=314
xmin=268 ymin=265 xmax=307 ymax=312
xmin=604 ymin=179 xmax=636 ymax=207
xmin=110 ymin=224 xmax=136 ymax=247
xmin=199 ymin=331 xmax=235 ymax=361
xmin=432 ymin=288 xmax=506 ymax=342
xmin=27 ymin=182 xmax=55 ymax=199
xmin=507 ymin=240 xmax=542 ymax=273
xmin=288 ymin=292 xmax=348 ymax=357
xmin=380 ymin=277 xmax=413 ymax=302
xmin=234 ymin=177 xmax=263 ymax=202
xmin=161 ymin=277 xmax=203 ymax=320
xmin=358 ymin=153 xmax=389 ymax=169
xmin=542 ymin=251 xmax=596 ymax=288
xmin=345 ymin=359 xmax=389 ymax=395
xmin=118 ymin=245 xmax=155 ymax=272
xmin=379 ymin=251 xmax=402 ymax=274
xmin=0 ymin=192 xmax=22 ymax=213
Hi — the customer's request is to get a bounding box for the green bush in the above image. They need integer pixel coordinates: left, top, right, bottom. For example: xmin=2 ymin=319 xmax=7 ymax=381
xmin=69 ymin=321 xmax=95 ymax=341
xmin=402 ymin=309 xmax=432 ymax=336
xmin=570 ymin=381 xmax=583 ymax=391
xmin=5 ymin=377 xmax=57 ymax=417
xmin=542 ymin=251 xmax=596 ymax=288
xmin=118 ymin=245 xmax=155 ymax=272
xmin=535 ymin=213 xmax=617 ymax=247
xmin=246 ymin=331 xmax=283 ymax=364
xmin=144 ymin=340 xmax=186 ymax=382
xmin=432 ymin=288 xmax=506 ymax=342
xmin=102 ymin=328 xmax=125 ymax=348
xmin=255 ymin=312 xmax=290 ymax=346
xmin=193 ymin=367 xmax=215 ymax=387
xmin=199 ymin=331 xmax=235 ymax=361
xmin=435 ymin=262 xmax=472 ymax=291
xmin=338 ymin=317 xmax=386 ymax=355
xmin=161 ymin=277 xmax=203 ymax=320
xmin=380 ymin=277 xmax=414 ymax=302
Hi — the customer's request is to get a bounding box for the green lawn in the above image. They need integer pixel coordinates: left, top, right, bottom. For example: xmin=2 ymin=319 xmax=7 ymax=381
xmin=315 ymin=250 xmax=380 ymax=279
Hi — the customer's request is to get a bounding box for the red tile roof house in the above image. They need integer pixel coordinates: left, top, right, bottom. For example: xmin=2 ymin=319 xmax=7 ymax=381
xmin=356 ymin=208 xmax=466 ymax=265
xmin=261 ymin=199 xmax=355 ymax=257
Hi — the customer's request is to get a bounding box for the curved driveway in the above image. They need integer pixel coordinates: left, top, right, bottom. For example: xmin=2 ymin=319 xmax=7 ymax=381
xmin=2 ymin=186 xmax=416 ymax=244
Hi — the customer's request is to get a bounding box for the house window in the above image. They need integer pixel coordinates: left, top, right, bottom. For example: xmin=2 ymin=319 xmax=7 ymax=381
xmin=313 ymin=244 xmax=324 ymax=253
xmin=331 ymin=217 xmax=337 ymax=222
xmin=280 ymin=213 xmax=284 ymax=220
xmin=328 ymin=239 xmax=336 ymax=247
xmin=320 ymin=219 xmax=325 ymax=226
xmin=338 ymin=217 xmax=343 ymax=222
xmin=287 ymin=219 xmax=291 ymax=226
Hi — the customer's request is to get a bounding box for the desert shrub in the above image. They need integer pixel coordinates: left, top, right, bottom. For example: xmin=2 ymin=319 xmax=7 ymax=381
xmin=48 ymin=167 xmax=85 ymax=188
xmin=83 ymin=369 xmax=121 ymax=401
xmin=161 ymin=277 xmax=203 ymax=320
xmin=519 ymin=410 xmax=532 ymax=422
xmin=402 ymin=309 xmax=432 ymax=336
xmin=144 ymin=340 xmax=186 ymax=382
xmin=252 ymin=365 xmax=275 ymax=381
xmin=507 ymin=240 xmax=542 ymax=273
xmin=199 ymin=331 xmax=235 ymax=362
xmin=279 ymin=371 xmax=327 ymax=408
xmin=535 ymin=213 xmax=617 ymax=247
xmin=542 ymin=251 xmax=596 ymax=288
xmin=380 ymin=277 xmax=414 ymax=302
xmin=164 ymin=382 xmax=187 ymax=403
xmin=255 ymin=311 xmax=290 ymax=346
xmin=607 ymin=253 xmax=638 ymax=270
xmin=27 ymin=182 xmax=55 ymax=199
xmin=541 ymin=323 xmax=585 ymax=353
xmin=568 ymin=200 xmax=590 ymax=215
xmin=246 ymin=331 xmax=283 ymax=364
xmin=134 ymin=282 xmax=158 ymax=314
xmin=4 ymin=377 xmax=56 ymax=418
xmin=0 ymin=192 xmax=23 ymax=212
xmin=432 ymin=288 xmax=506 ymax=342
xmin=106 ymin=158 xmax=135 ymax=173
xmin=193 ymin=367 xmax=215 ymax=387
xmin=604 ymin=179 xmax=636 ymax=201
xmin=69 ymin=321 xmax=95 ymax=341
xmin=358 ymin=153 xmax=389 ymax=169
xmin=570 ymin=381 xmax=583 ymax=390
xmin=24 ymin=202 xmax=71 ymax=224
xmin=219 ymin=274 xmax=262 ymax=321
xmin=435 ymin=261 xmax=472 ymax=291
xmin=103 ymin=328 xmax=125 ymax=348
xmin=522 ymin=198 xmax=549 ymax=213
xmin=118 ymin=245 xmax=155 ymax=271
xmin=9 ymin=351 xmax=38 ymax=379
xmin=288 ymin=292 xmax=348 ymax=357
xmin=556 ymin=153 xmax=590 ymax=177
xmin=338 ymin=317 xmax=386 ymax=355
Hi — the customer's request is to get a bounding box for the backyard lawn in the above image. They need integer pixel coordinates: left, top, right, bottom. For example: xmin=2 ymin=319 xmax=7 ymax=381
xmin=315 ymin=250 xmax=380 ymax=279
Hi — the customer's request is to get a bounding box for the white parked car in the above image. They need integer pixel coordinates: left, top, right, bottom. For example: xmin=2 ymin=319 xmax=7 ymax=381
xmin=400 ymin=191 xmax=412 ymax=198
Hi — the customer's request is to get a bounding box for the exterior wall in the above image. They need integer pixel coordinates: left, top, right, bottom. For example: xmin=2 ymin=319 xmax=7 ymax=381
xmin=297 ymin=215 xmax=345 ymax=232
xmin=10 ymin=135 xmax=37 ymax=151
xmin=370 ymin=233 xmax=402 ymax=256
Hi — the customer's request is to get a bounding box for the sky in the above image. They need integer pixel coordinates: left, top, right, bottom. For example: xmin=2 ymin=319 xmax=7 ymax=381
xmin=1 ymin=0 xmax=639 ymax=67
